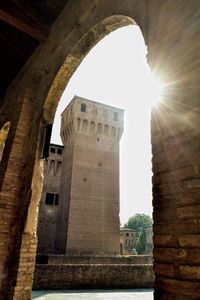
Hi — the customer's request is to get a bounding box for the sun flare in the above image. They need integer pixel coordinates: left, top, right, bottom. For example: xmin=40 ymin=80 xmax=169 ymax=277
xmin=148 ymin=74 xmax=164 ymax=107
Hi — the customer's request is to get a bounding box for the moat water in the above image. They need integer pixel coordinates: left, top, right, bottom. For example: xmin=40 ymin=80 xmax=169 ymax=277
xmin=32 ymin=289 xmax=153 ymax=299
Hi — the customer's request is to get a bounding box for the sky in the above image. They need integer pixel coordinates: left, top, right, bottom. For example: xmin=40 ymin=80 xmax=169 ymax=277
xmin=51 ymin=25 xmax=158 ymax=225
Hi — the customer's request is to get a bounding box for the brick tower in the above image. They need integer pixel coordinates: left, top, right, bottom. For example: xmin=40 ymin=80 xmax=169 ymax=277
xmin=37 ymin=144 xmax=63 ymax=254
xmin=56 ymin=96 xmax=124 ymax=255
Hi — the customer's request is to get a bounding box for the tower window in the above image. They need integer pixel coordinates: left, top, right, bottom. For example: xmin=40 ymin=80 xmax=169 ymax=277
xmin=81 ymin=103 xmax=86 ymax=112
xmin=50 ymin=147 xmax=55 ymax=153
xmin=114 ymin=112 xmax=118 ymax=121
xmin=55 ymin=194 xmax=59 ymax=205
xmin=57 ymin=148 xmax=62 ymax=155
xmin=45 ymin=193 xmax=59 ymax=205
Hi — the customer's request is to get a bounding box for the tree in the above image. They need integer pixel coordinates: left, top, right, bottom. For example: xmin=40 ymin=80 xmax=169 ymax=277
xmin=136 ymin=229 xmax=146 ymax=254
xmin=124 ymin=213 xmax=152 ymax=254
xmin=124 ymin=213 xmax=152 ymax=235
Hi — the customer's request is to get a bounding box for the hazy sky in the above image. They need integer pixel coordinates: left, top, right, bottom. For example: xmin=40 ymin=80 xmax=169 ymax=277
xmin=51 ymin=25 xmax=156 ymax=225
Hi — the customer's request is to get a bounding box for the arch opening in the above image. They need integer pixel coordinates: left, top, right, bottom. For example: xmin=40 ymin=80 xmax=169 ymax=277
xmin=36 ymin=17 xmax=155 ymax=262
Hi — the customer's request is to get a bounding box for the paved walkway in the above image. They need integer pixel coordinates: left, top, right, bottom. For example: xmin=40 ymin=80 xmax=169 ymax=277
xmin=32 ymin=289 xmax=153 ymax=299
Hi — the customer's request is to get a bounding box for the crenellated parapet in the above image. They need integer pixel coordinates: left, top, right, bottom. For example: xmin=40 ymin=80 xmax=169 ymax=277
xmin=74 ymin=118 xmax=123 ymax=140
xmin=61 ymin=96 xmax=124 ymax=144
xmin=43 ymin=144 xmax=63 ymax=178
xmin=60 ymin=119 xmax=74 ymax=144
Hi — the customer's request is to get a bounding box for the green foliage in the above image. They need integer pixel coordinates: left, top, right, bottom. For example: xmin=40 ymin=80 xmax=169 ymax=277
xmin=136 ymin=229 xmax=146 ymax=254
xmin=124 ymin=213 xmax=152 ymax=255
xmin=124 ymin=213 xmax=152 ymax=235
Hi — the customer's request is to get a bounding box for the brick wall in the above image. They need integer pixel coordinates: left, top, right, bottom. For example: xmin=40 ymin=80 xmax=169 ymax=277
xmin=33 ymin=264 xmax=154 ymax=289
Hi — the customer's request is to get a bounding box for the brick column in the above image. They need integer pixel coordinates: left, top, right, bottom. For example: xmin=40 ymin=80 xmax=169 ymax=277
xmin=0 ymin=81 xmax=44 ymax=299
xmin=12 ymin=234 xmax=37 ymax=300
xmin=152 ymin=104 xmax=200 ymax=299
xmin=146 ymin=1 xmax=200 ymax=298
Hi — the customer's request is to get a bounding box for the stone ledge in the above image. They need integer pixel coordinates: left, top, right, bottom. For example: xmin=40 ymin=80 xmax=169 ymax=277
xmin=36 ymin=254 xmax=153 ymax=265
xmin=33 ymin=264 xmax=154 ymax=289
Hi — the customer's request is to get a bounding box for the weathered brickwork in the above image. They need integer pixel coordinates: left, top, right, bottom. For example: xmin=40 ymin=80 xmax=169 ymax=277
xmin=12 ymin=234 xmax=37 ymax=300
xmin=0 ymin=1 xmax=199 ymax=299
xmin=152 ymin=106 xmax=200 ymax=298
xmin=33 ymin=264 xmax=154 ymax=289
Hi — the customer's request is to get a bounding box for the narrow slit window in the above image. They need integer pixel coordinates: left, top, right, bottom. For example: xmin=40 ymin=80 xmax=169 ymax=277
xmin=45 ymin=193 xmax=59 ymax=205
xmin=81 ymin=103 xmax=86 ymax=112
xmin=114 ymin=112 xmax=118 ymax=121
xmin=55 ymin=194 xmax=59 ymax=205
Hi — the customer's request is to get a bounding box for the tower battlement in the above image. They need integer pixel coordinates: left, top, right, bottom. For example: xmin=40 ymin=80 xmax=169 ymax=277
xmin=60 ymin=96 xmax=124 ymax=143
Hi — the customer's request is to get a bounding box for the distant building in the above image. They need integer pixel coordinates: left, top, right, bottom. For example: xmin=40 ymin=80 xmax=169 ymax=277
xmin=37 ymin=144 xmax=63 ymax=254
xmin=120 ymin=228 xmax=137 ymax=255
xmin=144 ymin=227 xmax=153 ymax=255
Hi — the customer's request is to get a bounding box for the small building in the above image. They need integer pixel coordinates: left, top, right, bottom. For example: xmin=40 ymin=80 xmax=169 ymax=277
xmin=120 ymin=228 xmax=137 ymax=255
xmin=144 ymin=227 xmax=153 ymax=255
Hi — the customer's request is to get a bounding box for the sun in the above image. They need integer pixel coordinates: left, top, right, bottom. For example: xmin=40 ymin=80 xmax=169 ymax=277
xmin=141 ymin=70 xmax=165 ymax=108
xmin=148 ymin=74 xmax=164 ymax=107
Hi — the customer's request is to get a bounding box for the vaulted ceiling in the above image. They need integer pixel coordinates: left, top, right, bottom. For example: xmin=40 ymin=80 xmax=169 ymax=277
xmin=0 ymin=0 xmax=69 ymax=101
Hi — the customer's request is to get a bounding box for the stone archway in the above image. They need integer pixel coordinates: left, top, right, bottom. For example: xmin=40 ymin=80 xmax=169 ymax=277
xmin=0 ymin=1 xmax=199 ymax=299
xmin=43 ymin=15 xmax=135 ymax=124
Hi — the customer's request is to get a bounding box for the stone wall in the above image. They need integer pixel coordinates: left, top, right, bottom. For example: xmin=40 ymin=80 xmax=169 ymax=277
xmin=33 ymin=264 xmax=154 ymax=289
xmin=37 ymin=254 xmax=153 ymax=265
